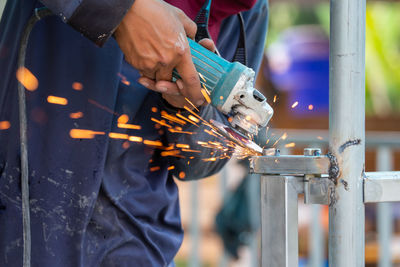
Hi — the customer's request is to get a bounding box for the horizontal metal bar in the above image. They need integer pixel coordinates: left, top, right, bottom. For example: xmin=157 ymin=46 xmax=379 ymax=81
xmin=249 ymin=155 xmax=330 ymax=175
xmin=267 ymin=129 xmax=400 ymax=148
xmin=364 ymin=171 xmax=400 ymax=203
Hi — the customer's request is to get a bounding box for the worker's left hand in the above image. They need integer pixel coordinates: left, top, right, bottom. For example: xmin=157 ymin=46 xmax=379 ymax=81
xmin=138 ymin=38 xmax=216 ymax=109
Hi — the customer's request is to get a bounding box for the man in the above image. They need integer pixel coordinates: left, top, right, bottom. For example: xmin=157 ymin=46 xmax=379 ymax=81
xmin=0 ymin=0 xmax=268 ymax=266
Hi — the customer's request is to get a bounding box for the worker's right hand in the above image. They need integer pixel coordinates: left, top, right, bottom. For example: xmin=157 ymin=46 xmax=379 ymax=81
xmin=114 ymin=0 xmax=204 ymax=106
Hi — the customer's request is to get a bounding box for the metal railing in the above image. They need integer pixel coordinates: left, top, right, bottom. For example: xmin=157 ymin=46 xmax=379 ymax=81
xmin=186 ymin=128 xmax=400 ymax=267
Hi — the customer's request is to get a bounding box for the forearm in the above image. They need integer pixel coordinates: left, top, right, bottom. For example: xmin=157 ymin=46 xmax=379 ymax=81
xmin=40 ymin=0 xmax=135 ymax=45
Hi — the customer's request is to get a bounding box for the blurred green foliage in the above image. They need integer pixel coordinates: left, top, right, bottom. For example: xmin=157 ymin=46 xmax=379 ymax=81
xmin=267 ymin=2 xmax=400 ymax=116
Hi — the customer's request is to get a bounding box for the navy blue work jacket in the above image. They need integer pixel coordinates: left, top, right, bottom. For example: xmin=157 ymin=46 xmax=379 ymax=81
xmin=0 ymin=0 xmax=268 ymax=266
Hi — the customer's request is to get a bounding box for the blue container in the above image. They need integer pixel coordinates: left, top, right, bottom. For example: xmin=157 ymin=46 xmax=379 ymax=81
xmin=267 ymin=25 xmax=329 ymax=115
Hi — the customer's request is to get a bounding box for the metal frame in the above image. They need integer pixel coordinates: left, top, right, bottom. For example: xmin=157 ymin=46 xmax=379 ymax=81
xmin=250 ymin=0 xmax=400 ymax=265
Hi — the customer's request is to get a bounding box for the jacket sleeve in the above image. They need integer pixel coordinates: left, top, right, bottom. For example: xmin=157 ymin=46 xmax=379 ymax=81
xmin=161 ymin=101 xmax=231 ymax=181
xmin=40 ymin=0 xmax=135 ymax=46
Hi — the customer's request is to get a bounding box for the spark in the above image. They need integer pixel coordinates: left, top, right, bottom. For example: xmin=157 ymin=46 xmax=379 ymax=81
xmin=201 ymin=88 xmax=211 ymax=104
xmin=69 ymin=112 xmax=83 ymax=119
xmin=88 ymin=99 xmax=117 ymax=115
xmin=167 ymin=166 xmax=175 ymax=171
xmin=161 ymin=150 xmax=183 ymax=158
xmin=176 ymin=113 xmax=198 ymax=126
xmin=70 ymin=129 xmax=105 ymax=139
xmin=181 ymin=148 xmax=201 ymax=153
xmin=266 ymin=139 xmax=270 ymax=144
xmin=285 ymin=142 xmax=296 ymax=148
xmin=245 ymin=115 xmax=252 ymax=121
xmin=176 ymin=144 xmax=190 ymax=149
xmin=219 ymin=96 xmax=224 ymax=100
xmin=202 ymin=157 xmax=217 ymax=162
xmin=164 ymin=145 xmax=175 ymax=150
xmin=47 ymin=95 xmax=68 ymax=105
xmin=118 ymin=73 xmax=130 ymax=86
xmin=291 ymin=101 xmax=299 ymax=108
xmin=273 ymin=95 xmax=277 ymax=103
xmin=161 ymin=111 xmax=186 ymax=125
xmin=151 ymin=118 xmax=172 ymax=128
xmin=0 ymin=121 xmax=10 ymax=130
xmin=129 ymin=136 xmax=143 ymax=142
xmin=199 ymin=72 xmax=206 ymax=82
xmin=151 ymin=107 xmax=158 ymax=113
xmin=16 ymin=67 xmax=38 ymax=91
xmin=118 ymin=123 xmax=141 ymax=130
xmin=317 ymin=136 xmax=324 ymax=140
xmin=308 ymin=104 xmax=314 ymax=110
xmin=201 ymin=83 xmax=211 ymax=95
xmin=109 ymin=132 xmax=129 ymax=139
xmin=272 ymin=132 xmax=288 ymax=147
xmin=179 ymin=172 xmax=186 ymax=179
xmin=188 ymin=115 xmax=199 ymax=123
xmin=204 ymin=129 xmax=220 ymax=138
xmin=168 ymin=128 xmax=194 ymax=134
xmin=122 ymin=141 xmax=130 ymax=149
xmin=150 ymin=166 xmax=160 ymax=172
xmin=184 ymin=98 xmax=199 ymax=112
xmin=72 ymin=82 xmax=83 ymax=91
xmin=143 ymin=140 xmax=163 ymax=147
xmin=118 ymin=114 xmax=129 ymax=124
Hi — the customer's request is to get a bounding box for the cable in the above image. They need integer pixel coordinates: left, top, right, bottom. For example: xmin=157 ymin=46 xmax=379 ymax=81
xmin=17 ymin=7 xmax=52 ymax=267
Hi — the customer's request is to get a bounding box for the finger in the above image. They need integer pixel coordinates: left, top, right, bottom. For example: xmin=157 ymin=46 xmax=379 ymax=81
xmin=140 ymin=69 xmax=156 ymax=80
xmin=155 ymin=80 xmax=181 ymax=96
xmin=175 ymin=53 xmax=204 ymax=106
xmin=179 ymin=13 xmax=197 ymax=39
xmin=155 ymin=66 xmax=173 ymax=82
xmin=198 ymin=38 xmax=216 ymax=52
xmin=138 ymin=76 xmax=157 ymax=91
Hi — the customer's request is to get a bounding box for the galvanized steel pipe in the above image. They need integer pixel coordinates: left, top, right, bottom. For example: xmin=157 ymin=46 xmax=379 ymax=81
xmin=328 ymin=0 xmax=366 ymax=266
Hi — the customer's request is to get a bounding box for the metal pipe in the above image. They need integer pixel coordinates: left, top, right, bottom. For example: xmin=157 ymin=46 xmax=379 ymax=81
xmin=309 ymin=205 xmax=324 ymax=267
xmin=261 ymin=175 xmax=302 ymax=267
xmin=190 ymin=181 xmax=200 ymax=267
xmin=377 ymin=146 xmax=394 ymax=267
xmin=328 ymin=0 xmax=366 ymax=266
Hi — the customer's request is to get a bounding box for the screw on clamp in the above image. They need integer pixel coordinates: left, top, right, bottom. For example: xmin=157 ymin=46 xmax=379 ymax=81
xmin=303 ymin=148 xmax=322 ymax=204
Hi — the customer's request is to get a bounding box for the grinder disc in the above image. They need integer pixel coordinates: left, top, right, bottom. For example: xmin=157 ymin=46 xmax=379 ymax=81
xmin=210 ymin=119 xmax=263 ymax=155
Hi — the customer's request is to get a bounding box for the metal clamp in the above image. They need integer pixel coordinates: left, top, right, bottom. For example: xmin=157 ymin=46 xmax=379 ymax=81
xmin=250 ymin=148 xmax=334 ymax=205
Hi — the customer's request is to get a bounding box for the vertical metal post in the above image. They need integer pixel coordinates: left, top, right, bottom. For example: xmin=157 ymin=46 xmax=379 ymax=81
xmin=219 ymin=166 xmax=229 ymax=267
xmin=248 ymin=173 xmax=260 ymax=267
xmin=328 ymin=0 xmax=366 ymax=266
xmin=261 ymin=176 xmax=300 ymax=267
xmin=377 ymin=146 xmax=394 ymax=267
xmin=309 ymin=205 xmax=324 ymax=267
xmin=308 ymin=143 xmax=325 ymax=267
xmin=190 ymin=181 xmax=200 ymax=267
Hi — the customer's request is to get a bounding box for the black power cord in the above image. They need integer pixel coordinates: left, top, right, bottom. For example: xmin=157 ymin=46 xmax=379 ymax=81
xmin=17 ymin=7 xmax=52 ymax=267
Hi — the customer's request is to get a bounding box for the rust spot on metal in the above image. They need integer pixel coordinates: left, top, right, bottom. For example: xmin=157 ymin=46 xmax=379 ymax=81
xmin=327 ymin=152 xmax=340 ymax=206
xmin=340 ymin=179 xmax=349 ymax=191
xmin=327 ymin=152 xmax=339 ymax=185
xmin=338 ymin=139 xmax=361 ymax=153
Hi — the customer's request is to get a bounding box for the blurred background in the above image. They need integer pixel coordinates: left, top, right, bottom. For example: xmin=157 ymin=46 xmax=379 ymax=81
xmin=174 ymin=0 xmax=400 ymax=266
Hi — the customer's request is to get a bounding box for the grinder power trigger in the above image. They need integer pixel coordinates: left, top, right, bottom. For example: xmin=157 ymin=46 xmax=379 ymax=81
xmin=173 ymin=38 xmax=274 ymax=154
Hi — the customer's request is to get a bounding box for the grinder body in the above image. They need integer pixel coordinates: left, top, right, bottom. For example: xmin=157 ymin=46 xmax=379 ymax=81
xmin=175 ymin=39 xmax=273 ymax=136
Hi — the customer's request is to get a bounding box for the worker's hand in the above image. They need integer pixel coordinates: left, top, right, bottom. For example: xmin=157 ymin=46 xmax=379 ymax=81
xmin=138 ymin=38 xmax=216 ymax=109
xmin=114 ymin=0 xmax=204 ymax=106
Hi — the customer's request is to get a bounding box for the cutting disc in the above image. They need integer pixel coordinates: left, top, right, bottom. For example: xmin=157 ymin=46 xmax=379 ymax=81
xmin=210 ymin=119 xmax=263 ymax=155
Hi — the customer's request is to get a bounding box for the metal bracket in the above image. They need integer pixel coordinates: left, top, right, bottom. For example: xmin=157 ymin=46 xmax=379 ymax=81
xmin=364 ymin=171 xmax=400 ymax=203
